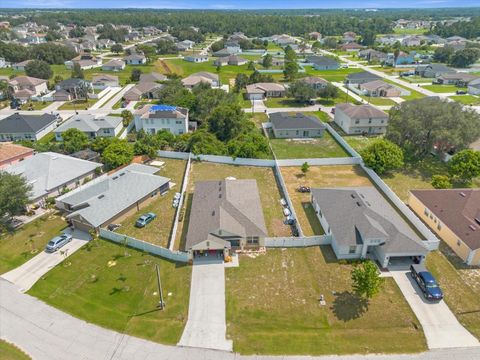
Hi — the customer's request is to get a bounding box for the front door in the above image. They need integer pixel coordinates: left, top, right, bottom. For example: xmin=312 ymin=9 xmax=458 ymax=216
xmin=303 ymin=131 xmax=309 ymax=137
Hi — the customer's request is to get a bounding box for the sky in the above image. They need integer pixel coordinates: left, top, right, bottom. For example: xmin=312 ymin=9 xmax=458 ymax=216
xmin=2 ymin=0 xmax=480 ymax=9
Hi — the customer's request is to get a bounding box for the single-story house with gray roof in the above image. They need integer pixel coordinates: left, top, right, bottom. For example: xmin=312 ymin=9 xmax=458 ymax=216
xmin=0 ymin=113 xmax=57 ymax=142
xmin=56 ymin=163 xmax=170 ymax=231
xmin=269 ymin=112 xmax=326 ymax=138
xmin=311 ymin=187 xmax=430 ymax=268
xmin=345 ymin=71 xmax=381 ymax=85
xmin=55 ymin=114 xmax=123 ymax=141
xmin=185 ymin=179 xmax=268 ymax=260
xmin=306 ymin=56 xmax=340 ymax=70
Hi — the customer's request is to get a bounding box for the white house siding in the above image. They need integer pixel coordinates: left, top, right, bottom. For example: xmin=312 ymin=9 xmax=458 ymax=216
xmin=247 ymin=93 xmax=263 ymax=100
xmin=334 ymin=109 xmax=388 ymax=135
xmin=273 ymin=128 xmax=325 ymax=138
xmin=468 ymin=86 xmax=480 ymax=95
xmin=135 ymin=116 xmax=188 ymax=136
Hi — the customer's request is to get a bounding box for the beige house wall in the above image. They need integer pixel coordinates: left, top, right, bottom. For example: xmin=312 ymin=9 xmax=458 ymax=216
xmin=408 ymin=192 xmax=477 ymax=265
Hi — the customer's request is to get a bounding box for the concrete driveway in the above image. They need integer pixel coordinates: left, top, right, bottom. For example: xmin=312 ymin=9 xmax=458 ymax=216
xmin=178 ymin=259 xmax=232 ymax=351
xmin=391 ymin=270 xmax=480 ymax=349
xmin=1 ymin=229 xmax=90 ymax=292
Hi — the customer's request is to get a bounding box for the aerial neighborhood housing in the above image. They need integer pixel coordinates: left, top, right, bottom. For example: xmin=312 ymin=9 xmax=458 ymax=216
xmin=134 ymin=105 xmax=189 ymax=135
xmin=181 ymin=72 xmax=220 ymax=88
xmin=306 ymin=55 xmax=340 ymax=70
xmin=269 ymin=112 xmax=326 ymax=138
xmin=185 ymin=179 xmax=268 ymax=260
xmin=56 ymin=164 xmax=170 ymax=232
xmin=8 ymin=76 xmax=48 ymax=103
xmin=55 ymin=114 xmax=123 ymax=141
xmin=65 ymin=53 xmax=102 ymax=70
xmin=245 ymin=82 xmax=286 ymax=100
xmin=0 ymin=113 xmax=58 ymax=141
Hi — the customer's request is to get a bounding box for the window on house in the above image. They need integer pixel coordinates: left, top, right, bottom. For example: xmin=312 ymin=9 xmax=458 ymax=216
xmin=247 ymin=236 xmax=259 ymax=244
xmin=176 ymin=120 xmax=182 ymax=124
xmin=349 ymin=246 xmax=356 ymax=254
xmin=457 ymin=240 xmax=461 ymax=247
xmin=368 ymin=119 xmax=372 ymax=124
xmin=355 ymin=120 xmax=360 ymax=124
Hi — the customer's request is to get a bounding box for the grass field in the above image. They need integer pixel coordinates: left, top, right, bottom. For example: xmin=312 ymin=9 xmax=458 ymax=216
xmin=161 ymin=58 xmax=251 ymax=84
xmin=19 ymin=101 xmax=52 ymax=111
xmin=426 ymin=243 xmax=480 ymax=340
xmin=175 ymin=161 xmax=290 ymax=250
xmin=360 ymin=96 xmax=397 ymax=106
xmin=116 ymin=158 xmax=186 ymax=247
xmin=0 ymin=340 xmax=31 ymax=360
xmin=248 ymin=112 xmax=268 ymax=128
xmin=269 ymin=131 xmax=349 ymax=159
xmin=264 ymin=97 xmax=309 ymax=108
xmin=304 ymin=67 xmax=363 ymax=82
xmin=422 ymin=84 xmax=466 ymax=93
xmin=58 ymin=98 xmax=98 ymax=110
xmin=344 ymin=135 xmax=382 ymax=152
xmin=0 ymin=212 xmax=67 ymax=275
xmin=280 ymin=165 xmax=373 ymax=236
xmin=28 ymin=238 xmax=191 ymax=345
xmin=449 ymin=95 xmax=480 ymax=105
xmin=226 ymin=247 xmax=427 ymax=355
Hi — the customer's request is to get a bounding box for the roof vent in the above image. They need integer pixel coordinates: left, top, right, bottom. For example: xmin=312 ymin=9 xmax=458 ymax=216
xmin=469 ymin=225 xmax=476 ymax=231
xmin=356 ymin=201 xmax=361 ymax=207
xmin=112 ymin=176 xmax=119 ymax=180
xmin=212 ymin=210 xmax=215 ymax=216
xmin=475 ymin=218 xmax=480 ymax=225
xmin=119 ymin=172 xmax=125 ymax=176
xmin=219 ymin=193 xmax=222 ymax=198
xmin=460 ymin=192 xmax=466 ymax=197
xmin=98 ymin=194 xmax=105 ymax=199
xmin=351 ymin=194 xmax=356 ymax=199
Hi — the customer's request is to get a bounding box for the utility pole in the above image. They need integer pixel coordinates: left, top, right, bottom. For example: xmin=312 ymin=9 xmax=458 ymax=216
xmin=155 ymin=264 xmax=165 ymax=310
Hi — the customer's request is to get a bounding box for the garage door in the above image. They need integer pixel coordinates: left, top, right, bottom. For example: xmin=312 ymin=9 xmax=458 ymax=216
xmin=71 ymin=219 xmax=92 ymax=233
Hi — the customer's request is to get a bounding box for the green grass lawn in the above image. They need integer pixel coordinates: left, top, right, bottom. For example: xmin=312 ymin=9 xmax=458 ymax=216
xmin=393 ymin=28 xmax=428 ymax=35
xmin=0 ymin=212 xmax=67 ymax=275
xmin=28 ymin=237 xmax=191 ymax=345
xmin=248 ymin=113 xmax=268 ymax=128
xmin=116 ymin=158 xmax=186 ymax=247
xmin=423 ymin=84 xmax=466 ymax=93
xmin=269 ymin=131 xmax=349 ymax=159
xmin=58 ymin=98 xmax=98 ymax=110
xmin=19 ymin=101 xmax=52 ymax=111
xmin=226 ymin=247 xmax=427 ymax=355
xmin=303 ymin=67 xmax=363 ymax=82
xmin=0 ymin=67 xmax=19 ymax=78
xmin=426 ymin=243 xmax=480 ymax=340
xmin=0 ymin=340 xmax=31 ymax=360
xmin=402 ymin=76 xmax=433 ymax=84
xmin=360 ymin=96 xmax=397 ymax=106
xmin=264 ymin=97 xmax=309 ymax=108
xmin=280 ymin=165 xmax=374 ymax=236
xmin=449 ymin=95 xmax=480 ymax=105
xmin=345 ymin=135 xmax=382 ymax=152
xmin=162 ymin=58 xmax=252 ymax=84
xmin=303 ymin=111 xmax=331 ymax=122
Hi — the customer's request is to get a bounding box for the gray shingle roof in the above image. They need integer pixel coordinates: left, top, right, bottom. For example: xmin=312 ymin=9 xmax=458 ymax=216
xmin=336 ymin=103 xmax=388 ymax=119
xmin=59 ymin=164 xmax=170 ymax=228
xmin=55 ymin=114 xmax=122 ymax=134
xmin=0 ymin=113 xmax=57 ymax=134
xmin=269 ymin=112 xmax=326 ymax=131
xmin=346 ymin=71 xmax=381 ymax=82
xmin=312 ymin=187 xmax=426 ymax=254
xmin=4 ymin=152 xmax=101 ymax=201
xmin=306 ymin=56 xmax=339 ymax=67
xmin=186 ymin=179 xmax=268 ymax=250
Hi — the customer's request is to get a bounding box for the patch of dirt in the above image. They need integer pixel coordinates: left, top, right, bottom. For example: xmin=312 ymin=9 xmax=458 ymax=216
xmin=159 ymin=60 xmax=172 ymax=74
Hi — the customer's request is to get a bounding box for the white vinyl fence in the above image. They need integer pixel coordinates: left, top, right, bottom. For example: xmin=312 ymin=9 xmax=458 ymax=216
xmin=265 ymin=235 xmax=331 ymax=248
xmin=100 ymin=228 xmax=189 ymax=263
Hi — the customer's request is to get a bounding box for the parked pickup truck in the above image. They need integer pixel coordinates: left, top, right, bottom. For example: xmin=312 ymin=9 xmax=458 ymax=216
xmin=410 ymin=264 xmax=443 ymax=301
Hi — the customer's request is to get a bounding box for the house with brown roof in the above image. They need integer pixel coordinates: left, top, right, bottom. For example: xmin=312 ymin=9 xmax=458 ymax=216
xmin=409 ymin=189 xmax=480 ymax=265
xmin=334 ymin=103 xmax=389 ymax=135
xmin=339 ymin=42 xmax=364 ymax=52
xmin=123 ymin=82 xmax=163 ymax=101
xmin=8 ymin=76 xmax=48 ymax=102
xmin=309 ymin=32 xmax=322 ymax=41
xmin=181 ymin=72 xmax=220 ymax=89
xmin=300 ymin=76 xmax=328 ymax=90
xmin=435 ymin=73 xmax=480 ymax=87
xmin=139 ymin=72 xmax=168 ymax=83
xmin=358 ymin=80 xmax=410 ymax=97
xmin=213 ymin=55 xmax=247 ymax=67
xmin=0 ymin=143 xmax=34 ymax=169
xmin=185 ymin=179 xmax=268 ymax=260
xmin=245 ymin=82 xmax=286 ymax=100
xmin=12 ymin=59 xmax=33 ymax=71
xmin=92 ymin=74 xmax=119 ymax=89
xmin=65 ymin=53 xmax=102 ymax=70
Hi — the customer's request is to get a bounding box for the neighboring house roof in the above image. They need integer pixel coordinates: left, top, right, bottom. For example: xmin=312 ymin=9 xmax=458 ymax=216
xmin=469 ymin=78 xmax=480 ymax=89
xmin=341 ymin=42 xmax=364 ymax=50
xmin=4 ymin=152 xmax=101 ymax=200
xmin=181 ymin=72 xmax=219 ymax=87
xmin=136 ymin=104 xmax=188 ymax=120
xmin=269 ymin=112 xmax=326 ymax=131
xmin=124 ymin=54 xmax=146 ymax=62
xmin=416 ymin=63 xmax=453 ymax=74
xmin=437 ymin=73 xmax=479 ymax=83
xmin=359 ymin=79 xmax=400 ymax=92
xmin=312 ymin=187 xmax=426 ymax=254
xmin=410 ymin=189 xmax=480 ymax=251
xmin=246 ymin=82 xmax=285 ymax=94
xmin=0 ymin=143 xmax=33 ymax=163
xmin=306 ymin=56 xmax=339 ymax=67
xmin=336 ymin=103 xmax=388 ymax=119
xmin=13 ymin=59 xmax=33 ymax=67
xmin=57 ymin=78 xmax=91 ymax=89
xmin=139 ymin=72 xmax=167 ymax=82
xmin=8 ymin=75 xmax=47 ymax=87
xmin=185 ymin=179 xmax=268 ymax=250
xmin=55 ymin=114 xmax=122 ymax=134
xmin=345 ymin=71 xmax=381 ymax=83
xmin=60 ymin=164 xmax=169 ymax=228
xmin=102 ymin=59 xmax=125 ymax=68
xmin=124 ymin=82 xmax=163 ymax=99
xmin=0 ymin=113 xmax=57 ymax=134
xmin=70 ymin=148 xmax=100 ymax=162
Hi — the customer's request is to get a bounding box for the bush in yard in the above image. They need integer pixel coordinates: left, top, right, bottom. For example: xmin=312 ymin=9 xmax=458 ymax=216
xmin=448 ymin=149 xmax=480 ymax=184
xmin=360 ymin=139 xmax=404 ymax=175
xmin=62 ymin=128 xmax=89 ymax=154
xmin=351 ymin=260 xmax=384 ymax=299
xmin=102 ymin=139 xmax=134 ymax=170
xmin=121 ymin=110 xmax=133 ymax=127
xmin=301 ymin=162 xmax=310 ymax=176
xmin=431 ymin=175 xmax=452 ymax=189
xmin=287 ymin=80 xmax=317 ymax=103
xmin=0 ymin=172 xmax=32 ymax=219
xmin=25 ymin=60 xmax=52 ymax=80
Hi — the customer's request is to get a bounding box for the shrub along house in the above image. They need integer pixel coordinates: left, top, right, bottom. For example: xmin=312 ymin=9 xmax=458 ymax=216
xmin=185 ymin=179 xmax=268 ymax=260
xmin=312 ymin=187 xmax=430 ymax=268
xmin=56 ymin=164 xmax=170 ymax=232
xmin=409 ymin=189 xmax=480 ymax=265
xmin=269 ymin=112 xmax=326 ymax=138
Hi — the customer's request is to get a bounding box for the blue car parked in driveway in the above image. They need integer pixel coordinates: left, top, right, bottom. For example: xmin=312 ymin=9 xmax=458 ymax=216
xmin=135 ymin=212 xmax=156 ymax=228
xmin=410 ymin=264 xmax=443 ymax=301
xmin=45 ymin=233 xmax=73 ymax=253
